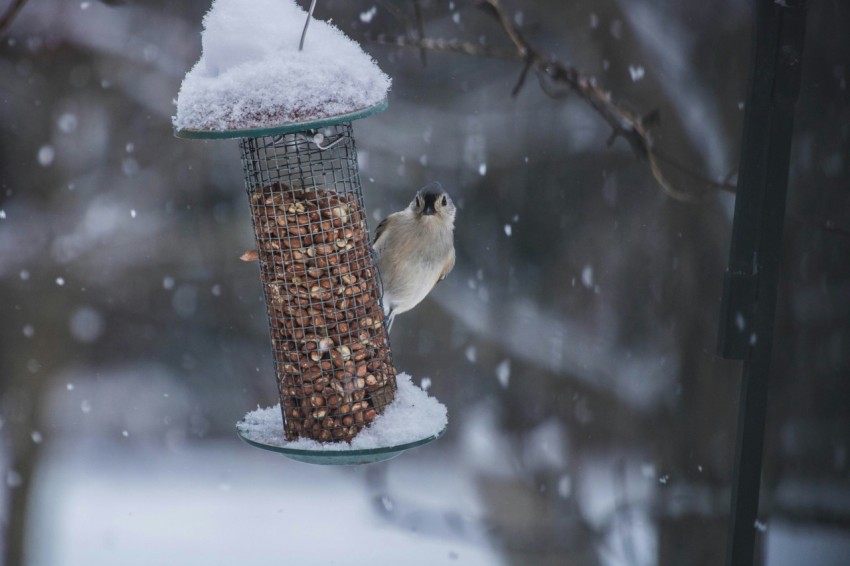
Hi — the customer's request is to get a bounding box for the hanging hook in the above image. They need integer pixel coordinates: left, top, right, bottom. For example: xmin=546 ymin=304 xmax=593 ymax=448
xmin=299 ymin=0 xmax=318 ymax=51
xmin=295 ymin=130 xmax=346 ymax=150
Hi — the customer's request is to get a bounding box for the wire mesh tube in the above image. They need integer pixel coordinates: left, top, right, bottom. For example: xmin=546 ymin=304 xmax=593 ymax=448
xmin=239 ymin=123 xmax=397 ymax=442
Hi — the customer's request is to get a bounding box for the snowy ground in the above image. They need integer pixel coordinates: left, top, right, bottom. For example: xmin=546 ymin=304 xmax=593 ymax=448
xmin=22 ymin=432 xmax=850 ymax=566
xmin=765 ymin=521 xmax=850 ymax=566
xmin=26 ymin=437 xmax=502 ymax=566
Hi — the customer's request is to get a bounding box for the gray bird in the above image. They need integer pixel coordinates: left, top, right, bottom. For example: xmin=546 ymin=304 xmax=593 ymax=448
xmin=374 ymin=182 xmax=456 ymax=331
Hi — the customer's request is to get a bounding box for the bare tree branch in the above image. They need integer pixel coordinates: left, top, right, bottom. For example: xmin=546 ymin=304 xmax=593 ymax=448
xmin=478 ymin=0 xmax=703 ymax=201
xmin=511 ymin=55 xmax=533 ymax=98
xmin=369 ymin=0 xmax=738 ymax=201
xmin=0 ymin=0 xmax=28 ymax=38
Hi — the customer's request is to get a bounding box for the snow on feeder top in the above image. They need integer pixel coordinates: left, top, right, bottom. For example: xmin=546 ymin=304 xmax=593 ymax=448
xmin=173 ymin=0 xmax=446 ymax=462
xmin=173 ymin=0 xmax=390 ymax=137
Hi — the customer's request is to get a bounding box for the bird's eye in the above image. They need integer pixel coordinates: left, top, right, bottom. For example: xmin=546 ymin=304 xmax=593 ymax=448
xmin=414 ymin=196 xmax=422 ymax=208
xmin=441 ymin=196 xmax=447 ymax=206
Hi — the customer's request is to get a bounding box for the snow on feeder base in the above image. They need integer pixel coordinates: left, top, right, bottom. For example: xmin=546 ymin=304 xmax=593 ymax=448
xmin=236 ymin=374 xmax=447 ymax=465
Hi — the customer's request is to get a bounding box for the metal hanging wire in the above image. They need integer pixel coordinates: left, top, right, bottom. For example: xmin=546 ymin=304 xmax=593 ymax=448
xmin=299 ymin=0 xmax=318 ymax=51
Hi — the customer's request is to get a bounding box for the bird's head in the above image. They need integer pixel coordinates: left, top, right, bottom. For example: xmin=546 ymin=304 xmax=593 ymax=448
xmin=410 ymin=182 xmax=455 ymax=224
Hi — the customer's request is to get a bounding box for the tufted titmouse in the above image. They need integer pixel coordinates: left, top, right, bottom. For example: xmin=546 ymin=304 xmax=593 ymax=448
xmin=373 ymin=182 xmax=456 ymax=331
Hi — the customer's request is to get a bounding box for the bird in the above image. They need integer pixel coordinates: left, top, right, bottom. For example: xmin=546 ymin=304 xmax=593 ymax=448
xmin=373 ymin=182 xmax=456 ymax=331
xmin=239 ymin=183 xmax=457 ymax=331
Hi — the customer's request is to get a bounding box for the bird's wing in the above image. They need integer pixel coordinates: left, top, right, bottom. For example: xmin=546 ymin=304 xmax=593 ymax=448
xmin=373 ymin=217 xmax=389 ymax=247
xmin=435 ymin=249 xmax=456 ymax=286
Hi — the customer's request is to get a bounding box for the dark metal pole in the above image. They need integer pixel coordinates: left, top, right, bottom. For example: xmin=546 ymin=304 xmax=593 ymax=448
xmin=717 ymin=1 xmax=807 ymax=565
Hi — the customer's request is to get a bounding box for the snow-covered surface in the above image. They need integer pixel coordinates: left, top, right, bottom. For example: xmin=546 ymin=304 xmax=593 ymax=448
xmin=26 ymin=439 xmax=503 ymax=566
xmin=237 ymin=373 xmax=448 ymax=450
xmin=765 ymin=521 xmax=850 ymax=566
xmin=173 ymin=0 xmax=390 ymax=132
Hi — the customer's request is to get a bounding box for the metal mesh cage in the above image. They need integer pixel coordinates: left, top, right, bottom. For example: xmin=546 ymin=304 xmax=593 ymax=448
xmin=239 ymin=122 xmax=397 ymax=443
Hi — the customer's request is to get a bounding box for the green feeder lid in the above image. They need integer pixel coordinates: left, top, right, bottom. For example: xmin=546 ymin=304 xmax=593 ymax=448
xmin=174 ymin=99 xmax=387 ymax=140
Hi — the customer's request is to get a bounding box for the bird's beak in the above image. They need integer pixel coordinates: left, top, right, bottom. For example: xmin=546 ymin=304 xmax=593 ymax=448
xmin=422 ymin=193 xmax=437 ymax=215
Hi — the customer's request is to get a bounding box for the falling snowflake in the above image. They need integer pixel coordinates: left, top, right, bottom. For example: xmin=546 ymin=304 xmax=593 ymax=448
xmin=38 ymin=145 xmax=55 ymax=166
xmin=359 ymin=6 xmax=377 ymax=23
xmin=6 ymin=470 xmax=22 ymax=488
xmin=628 ymin=65 xmax=646 ymax=82
xmin=58 ymin=113 xmax=78 ymax=133
xmin=581 ymin=265 xmax=593 ymax=288
xmin=496 ymin=359 xmax=511 ymax=388
xmin=557 ymin=475 xmax=571 ymax=498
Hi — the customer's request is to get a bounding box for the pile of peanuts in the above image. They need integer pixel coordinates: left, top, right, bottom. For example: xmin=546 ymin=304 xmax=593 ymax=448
xmin=250 ymin=183 xmax=397 ymax=442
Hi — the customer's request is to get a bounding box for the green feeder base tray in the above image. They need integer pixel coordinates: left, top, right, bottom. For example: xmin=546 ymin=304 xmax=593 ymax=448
xmin=236 ymin=425 xmax=446 ymax=466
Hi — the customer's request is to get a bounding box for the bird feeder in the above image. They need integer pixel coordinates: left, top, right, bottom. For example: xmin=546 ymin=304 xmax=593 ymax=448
xmin=173 ymin=0 xmax=445 ymax=462
xmin=179 ymin=105 xmax=399 ymax=445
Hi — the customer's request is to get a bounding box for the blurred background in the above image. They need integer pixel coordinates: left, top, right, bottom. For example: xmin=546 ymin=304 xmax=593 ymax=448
xmin=1 ymin=1 xmax=848 ymax=564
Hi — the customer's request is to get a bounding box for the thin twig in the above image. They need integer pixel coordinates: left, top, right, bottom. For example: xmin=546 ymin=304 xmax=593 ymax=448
xmin=654 ymin=150 xmax=738 ymax=194
xmin=374 ymin=0 xmax=414 ymax=35
xmin=366 ymin=33 xmax=519 ymax=60
xmin=371 ymin=0 xmax=733 ymax=201
xmin=412 ymin=0 xmax=427 ymax=67
xmin=511 ymin=56 xmax=534 ymax=97
xmin=788 ymin=214 xmax=850 ymax=239
xmin=0 ymin=0 xmax=28 ymax=38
